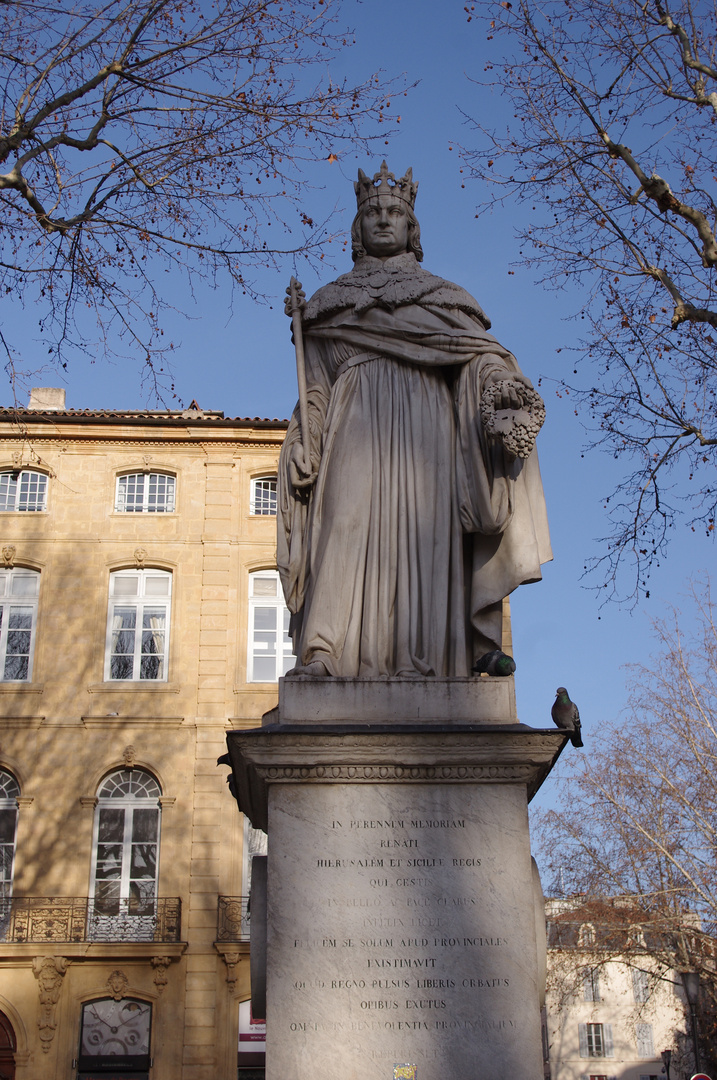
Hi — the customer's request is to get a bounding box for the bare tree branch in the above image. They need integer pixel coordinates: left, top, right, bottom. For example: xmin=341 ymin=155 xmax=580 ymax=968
xmin=462 ymin=0 xmax=717 ymax=601
xmin=0 ymin=0 xmax=408 ymax=401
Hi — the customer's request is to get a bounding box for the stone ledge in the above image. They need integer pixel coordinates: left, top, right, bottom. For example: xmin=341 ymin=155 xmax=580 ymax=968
xmin=276 ymin=674 xmax=516 ymax=725
xmin=227 ymin=726 xmax=567 ymax=832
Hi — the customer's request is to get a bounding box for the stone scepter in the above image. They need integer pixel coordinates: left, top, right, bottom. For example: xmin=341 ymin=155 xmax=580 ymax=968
xmin=285 ymin=276 xmax=314 ymax=488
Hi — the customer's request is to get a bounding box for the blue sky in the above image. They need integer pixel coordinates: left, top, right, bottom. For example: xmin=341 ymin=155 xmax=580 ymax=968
xmin=6 ymin=0 xmax=714 ymax=808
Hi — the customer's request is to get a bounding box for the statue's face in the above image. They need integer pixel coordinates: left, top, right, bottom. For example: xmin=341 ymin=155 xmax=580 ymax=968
xmin=360 ymin=195 xmax=409 ymax=258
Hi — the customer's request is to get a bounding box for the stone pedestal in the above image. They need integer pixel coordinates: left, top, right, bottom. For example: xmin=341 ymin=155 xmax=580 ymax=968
xmin=226 ymin=678 xmax=566 ymax=1080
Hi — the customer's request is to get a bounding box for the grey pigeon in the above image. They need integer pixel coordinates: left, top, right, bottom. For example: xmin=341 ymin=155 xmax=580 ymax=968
xmin=472 ymin=650 xmax=516 ymax=677
xmin=551 ymin=687 xmax=583 ymax=747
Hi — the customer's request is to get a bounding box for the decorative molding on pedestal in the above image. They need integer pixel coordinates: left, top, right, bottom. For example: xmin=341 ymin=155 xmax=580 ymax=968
xmin=226 ymin=726 xmax=567 ymax=833
xmin=79 ymin=795 xmax=98 ymax=808
xmin=32 ymin=955 xmax=68 ymax=1053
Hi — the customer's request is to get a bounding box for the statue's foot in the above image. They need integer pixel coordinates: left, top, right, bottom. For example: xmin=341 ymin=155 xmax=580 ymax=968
xmin=285 ymin=660 xmax=330 ymax=677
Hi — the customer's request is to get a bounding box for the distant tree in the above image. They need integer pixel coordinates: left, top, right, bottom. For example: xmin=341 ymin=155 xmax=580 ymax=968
xmin=534 ymin=580 xmax=717 ymax=1069
xmin=0 ymin=0 xmax=401 ymax=399
xmin=463 ymin=0 xmax=717 ymax=601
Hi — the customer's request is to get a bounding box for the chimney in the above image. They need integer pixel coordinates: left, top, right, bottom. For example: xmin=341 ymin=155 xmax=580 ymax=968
xmin=28 ymin=387 xmax=66 ymax=411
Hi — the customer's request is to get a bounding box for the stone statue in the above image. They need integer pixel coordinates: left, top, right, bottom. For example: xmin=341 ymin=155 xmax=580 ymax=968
xmin=277 ymin=162 xmax=552 ymax=678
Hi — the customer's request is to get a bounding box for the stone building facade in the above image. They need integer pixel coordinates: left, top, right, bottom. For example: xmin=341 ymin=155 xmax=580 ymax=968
xmin=0 ymin=392 xmax=288 ymax=1079
xmin=544 ymin=900 xmax=696 ymax=1080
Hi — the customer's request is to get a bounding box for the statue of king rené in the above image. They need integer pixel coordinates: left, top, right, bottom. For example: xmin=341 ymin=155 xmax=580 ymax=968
xmin=277 ymin=162 xmax=552 ymax=678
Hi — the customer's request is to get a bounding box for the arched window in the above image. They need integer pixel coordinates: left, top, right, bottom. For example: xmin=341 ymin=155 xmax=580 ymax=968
xmin=0 ymin=468 xmax=47 ymax=512
xmin=0 ymin=770 xmax=19 ymax=903
xmin=250 ymin=476 xmax=277 ymax=516
xmin=89 ymin=769 xmax=161 ymax=941
xmin=105 ymin=569 xmax=171 ymax=681
xmin=247 ymin=570 xmax=295 ymax=681
xmin=115 ymin=472 xmax=175 ymax=513
xmin=79 ymin=998 xmax=151 ymax=1077
xmin=0 ymin=567 xmax=40 ymax=681
xmin=578 ymin=922 xmax=596 ymax=948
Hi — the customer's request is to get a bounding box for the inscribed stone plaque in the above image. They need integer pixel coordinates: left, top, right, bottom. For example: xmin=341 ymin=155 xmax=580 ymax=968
xmin=265 ymin=782 xmax=543 ymax=1079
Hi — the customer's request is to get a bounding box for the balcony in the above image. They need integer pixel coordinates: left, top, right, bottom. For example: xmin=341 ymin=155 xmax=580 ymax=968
xmin=0 ymin=896 xmax=182 ymax=943
xmin=216 ymin=895 xmax=250 ymax=942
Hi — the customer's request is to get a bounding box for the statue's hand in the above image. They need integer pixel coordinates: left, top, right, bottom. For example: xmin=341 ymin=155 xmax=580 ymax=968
xmin=289 ymin=442 xmax=317 ymax=489
xmin=285 ymin=280 xmax=306 ymax=318
xmin=484 ymin=373 xmax=533 ymax=410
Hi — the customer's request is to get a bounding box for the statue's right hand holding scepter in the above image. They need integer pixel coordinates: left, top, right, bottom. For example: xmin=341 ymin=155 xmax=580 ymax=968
xmin=285 ymin=277 xmax=317 ymax=488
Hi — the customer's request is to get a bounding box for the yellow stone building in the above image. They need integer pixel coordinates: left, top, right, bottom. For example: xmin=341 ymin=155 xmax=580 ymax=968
xmin=0 ymin=389 xmax=288 ymax=1080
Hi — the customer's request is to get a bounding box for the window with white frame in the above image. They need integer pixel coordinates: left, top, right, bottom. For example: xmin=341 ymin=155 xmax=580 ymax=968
xmin=115 ymin=472 xmax=175 ymax=513
xmin=0 ymin=469 xmax=47 ymax=512
xmin=105 ymin=569 xmax=171 ymax=681
xmin=579 ymin=1023 xmax=613 ymax=1058
xmin=250 ymin=476 xmax=277 ymax=516
xmin=635 ymin=1022 xmax=655 ymax=1058
xmin=247 ymin=570 xmax=295 ymax=681
xmin=0 ymin=769 xmax=19 ymax=906
xmin=89 ymin=769 xmax=161 ymax=934
xmin=0 ymin=568 xmax=40 ymax=681
xmin=632 ymin=967 xmax=651 ymax=1003
xmin=579 ymin=922 xmax=596 ymax=947
xmin=582 ymin=967 xmax=601 ymax=1002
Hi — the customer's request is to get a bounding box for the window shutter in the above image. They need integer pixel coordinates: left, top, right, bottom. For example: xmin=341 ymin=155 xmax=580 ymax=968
xmin=579 ymin=1023 xmax=589 ymax=1058
xmin=603 ymin=1024 xmax=614 ymax=1058
xmin=635 ymin=1022 xmax=654 ymax=1058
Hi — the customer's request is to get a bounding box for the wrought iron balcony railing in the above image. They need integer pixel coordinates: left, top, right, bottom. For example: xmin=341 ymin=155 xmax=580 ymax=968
xmin=0 ymin=896 xmax=182 ymax=944
xmin=216 ymin=895 xmax=250 ymax=942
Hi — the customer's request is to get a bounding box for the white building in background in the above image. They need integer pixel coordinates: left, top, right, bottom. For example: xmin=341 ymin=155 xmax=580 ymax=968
xmin=544 ymin=900 xmax=696 ymax=1080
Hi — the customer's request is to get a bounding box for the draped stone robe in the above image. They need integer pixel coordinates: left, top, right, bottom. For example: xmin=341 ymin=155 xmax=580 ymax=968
xmin=277 ymin=252 xmax=552 ymax=678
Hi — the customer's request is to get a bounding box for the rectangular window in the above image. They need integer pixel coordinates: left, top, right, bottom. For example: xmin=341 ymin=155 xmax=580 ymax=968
xmin=116 ymin=473 xmax=175 ymax=512
xmin=583 ymin=967 xmax=601 ymax=1002
xmin=0 ymin=470 xmax=47 ymax=511
xmin=247 ymin=571 xmax=295 ymax=681
xmin=632 ymin=968 xmax=651 ymax=1003
xmin=635 ymin=1023 xmax=655 ymax=1059
xmin=0 ymin=569 xmax=40 ymax=681
xmin=250 ymin=477 xmax=277 ymax=516
xmin=588 ymin=1024 xmax=604 ymax=1057
xmin=106 ymin=570 xmax=171 ymax=681
xmin=579 ymin=1023 xmax=613 ymax=1059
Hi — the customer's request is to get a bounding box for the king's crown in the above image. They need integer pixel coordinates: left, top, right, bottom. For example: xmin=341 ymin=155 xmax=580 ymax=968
xmin=354 ymin=161 xmax=418 ymax=210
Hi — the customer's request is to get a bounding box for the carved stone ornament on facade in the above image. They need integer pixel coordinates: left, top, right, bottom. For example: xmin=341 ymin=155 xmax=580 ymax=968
xmin=221 ymin=951 xmax=241 ymax=993
xmin=2 ymin=545 xmax=15 ymax=569
xmin=134 ymin=547 xmax=148 ymax=570
xmin=122 ymin=744 xmax=137 ymax=768
xmin=150 ymin=955 xmax=172 ymax=994
xmin=32 ymin=956 xmax=68 ymax=1053
xmin=107 ymin=969 xmax=130 ymax=1001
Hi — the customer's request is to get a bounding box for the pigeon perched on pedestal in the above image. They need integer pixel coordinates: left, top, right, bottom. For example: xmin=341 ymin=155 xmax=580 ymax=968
xmin=551 ymin=687 xmax=583 ymax=747
xmin=472 ymin=650 xmax=516 ymax=677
